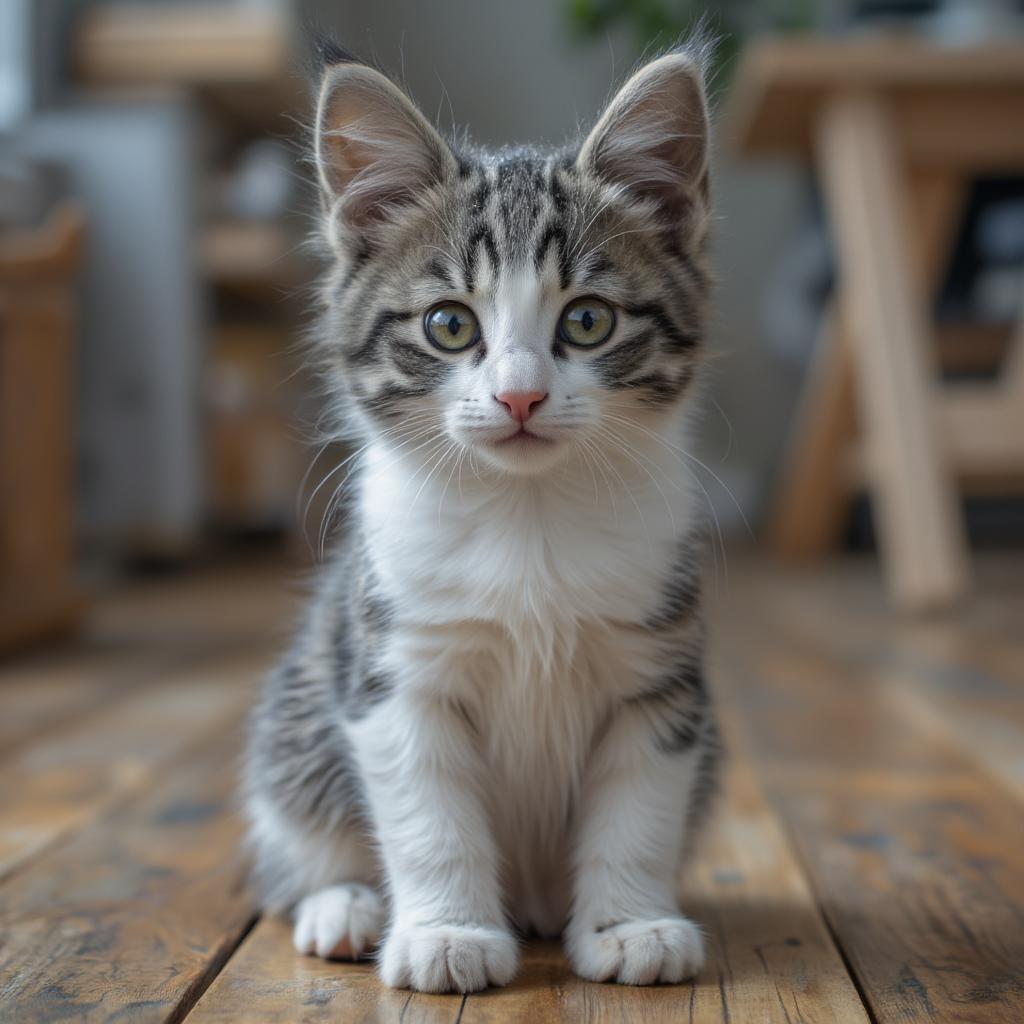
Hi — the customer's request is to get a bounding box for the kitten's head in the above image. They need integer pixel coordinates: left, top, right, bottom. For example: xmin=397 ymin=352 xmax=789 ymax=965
xmin=313 ymin=44 xmax=711 ymax=477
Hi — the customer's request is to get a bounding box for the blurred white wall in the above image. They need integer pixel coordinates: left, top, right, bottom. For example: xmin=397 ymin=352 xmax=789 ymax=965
xmin=307 ymin=0 xmax=631 ymax=147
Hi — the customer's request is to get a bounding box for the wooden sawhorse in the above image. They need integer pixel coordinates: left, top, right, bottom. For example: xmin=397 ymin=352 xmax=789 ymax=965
xmin=728 ymin=39 xmax=1024 ymax=612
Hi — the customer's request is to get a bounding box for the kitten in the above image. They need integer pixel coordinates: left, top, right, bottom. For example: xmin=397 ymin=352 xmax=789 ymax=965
xmin=244 ymin=39 xmax=719 ymax=993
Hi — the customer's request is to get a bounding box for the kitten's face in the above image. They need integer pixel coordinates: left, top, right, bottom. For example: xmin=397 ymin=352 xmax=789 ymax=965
xmin=315 ymin=53 xmax=711 ymax=477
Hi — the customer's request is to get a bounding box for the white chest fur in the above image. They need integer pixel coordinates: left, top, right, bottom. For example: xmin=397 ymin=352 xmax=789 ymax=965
xmin=357 ymin=435 xmax=698 ymax=932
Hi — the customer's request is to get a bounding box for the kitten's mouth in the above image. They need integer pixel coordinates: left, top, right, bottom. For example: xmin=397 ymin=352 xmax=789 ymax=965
xmin=467 ymin=425 xmax=568 ymax=473
xmin=491 ymin=427 xmax=554 ymax=447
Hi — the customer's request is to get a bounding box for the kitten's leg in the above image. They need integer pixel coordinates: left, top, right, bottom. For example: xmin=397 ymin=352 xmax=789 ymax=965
xmin=245 ymin=651 xmax=387 ymax=961
xmin=246 ymin=791 xmax=385 ymax=960
xmin=349 ymin=697 xmax=518 ymax=993
xmin=566 ymin=699 xmax=713 ymax=985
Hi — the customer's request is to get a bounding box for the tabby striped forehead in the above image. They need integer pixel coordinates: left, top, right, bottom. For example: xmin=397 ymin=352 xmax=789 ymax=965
xmin=313 ymin=49 xmax=713 ymax=429
xmin=451 ymin=155 xmax=585 ymax=293
xmin=424 ymin=152 xmax=706 ymax=297
xmin=322 ymin=150 xmax=708 ymax=423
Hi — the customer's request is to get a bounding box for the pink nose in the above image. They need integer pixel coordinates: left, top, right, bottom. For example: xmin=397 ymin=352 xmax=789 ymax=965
xmin=494 ymin=390 xmax=547 ymax=423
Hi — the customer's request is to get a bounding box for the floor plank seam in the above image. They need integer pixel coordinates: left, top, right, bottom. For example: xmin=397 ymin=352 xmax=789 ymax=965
xmin=7 ymin=558 xmax=1022 ymax=1021
xmin=171 ymin=912 xmax=261 ymax=1024
xmin=768 ymin=796 xmax=881 ymax=1024
xmin=815 ymin=902 xmax=879 ymax=1024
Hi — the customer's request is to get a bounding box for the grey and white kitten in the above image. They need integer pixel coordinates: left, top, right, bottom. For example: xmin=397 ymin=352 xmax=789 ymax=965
xmin=245 ymin=41 xmax=719 ymax=993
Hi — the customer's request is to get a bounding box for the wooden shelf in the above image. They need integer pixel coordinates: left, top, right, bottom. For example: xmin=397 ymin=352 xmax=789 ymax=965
xmin=0 ymin=204 xmax=86 ymax=281
xmin=74 ymin=4 xmax=293 ymax=86
xmin=199 ymin=219 xmax=299 ymax=286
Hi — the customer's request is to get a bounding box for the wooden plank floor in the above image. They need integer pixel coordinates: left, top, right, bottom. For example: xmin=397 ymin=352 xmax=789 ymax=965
xmin=1 ymin=554 xmax=1022 ymax=1022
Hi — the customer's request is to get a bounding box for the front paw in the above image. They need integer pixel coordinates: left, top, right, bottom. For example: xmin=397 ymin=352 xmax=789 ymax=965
xmin=568 ymin=916 xmax=704 ymax=985
xmin=380 ymin=923 xmax=519 ymax=993
xmin=293 ymin=884 xmax=385 ymax=960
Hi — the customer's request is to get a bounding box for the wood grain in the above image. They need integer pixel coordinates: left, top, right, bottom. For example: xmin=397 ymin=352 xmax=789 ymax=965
xmin=727 ymin=39 xmax=1024 ymax=167
xmin=733 ymin=556 xmax=1024 ymax=802
xmin=0 ymin=648 xmax=268 ymax=882
xmin=187 ymin=917 xmax=461 ymax=1024
xmin=0 ymin=730 xmax=254 ymax=1023
xmin=4 ymin=555 xmax=1023 ymax=1020
xmin=730 ymin=38 xmax=1024 ymax=606
xmin=0 ymin=560 xmax=292 ymax=758
xmin=0 ymin=640 xmax=241 ymax=759
xmin=190 ymin=727 xmax=869 ymax=1023
xmin=716 ymin=584 xmax=1024 ymax=1023
xmin=0 ymin=205 xmax=84 ymax=652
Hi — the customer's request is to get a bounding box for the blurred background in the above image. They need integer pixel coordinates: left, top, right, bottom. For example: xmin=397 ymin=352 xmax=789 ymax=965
xmin=2 ymin=0 xmax=1024 ymax=653
xmin=5 ymin=7 xmax=1024 ymax=1016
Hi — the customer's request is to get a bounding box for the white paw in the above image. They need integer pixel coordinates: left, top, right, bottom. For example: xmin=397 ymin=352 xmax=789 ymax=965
xmin=293 ymin=884 xmax=384 ymax=960
xmin=380 ymin=923 xmax=519 ymax=993
xmin=569 ymin=916 xmax=705 ymax=985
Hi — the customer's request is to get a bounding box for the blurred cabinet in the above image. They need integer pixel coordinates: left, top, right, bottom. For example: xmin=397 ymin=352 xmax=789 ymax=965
xmin=71 ymin=2 xmax=312 ymax=547
xmin=0 ymin=204 xmax=84 ymax=650
xmin=18 ymin=98 xmax=205 ymax=555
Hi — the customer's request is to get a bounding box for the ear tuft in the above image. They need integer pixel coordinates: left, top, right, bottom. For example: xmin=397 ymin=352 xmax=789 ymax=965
xmin=315 ymin=63 xmax=457 ymax=235
xmin=311 ymin=35 xmax=358 ymax=73
xmin=300 ymin=22 xmax=362 ymax=83
xmin=578 ymin=49 xmax=711 ymax=219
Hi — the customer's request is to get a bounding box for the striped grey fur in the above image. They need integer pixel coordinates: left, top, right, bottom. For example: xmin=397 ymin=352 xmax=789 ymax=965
xmin=244 ymin=37 xmax=721 ymax=988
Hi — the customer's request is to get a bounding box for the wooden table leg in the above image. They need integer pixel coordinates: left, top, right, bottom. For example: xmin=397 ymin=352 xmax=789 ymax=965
xmin=816 ymin=93 xmax=970 ymax=612
xmin=769 ymin=303 xmax=857 ymax=559
xmin=905 ymin=170 xmax=964 ymax=295
xmin=769 ymin=169 xmax=964 ymax=564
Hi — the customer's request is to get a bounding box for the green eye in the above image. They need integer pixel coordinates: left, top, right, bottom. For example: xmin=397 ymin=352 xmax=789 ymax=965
xmin=424 ymin=302 xmax=480 ymax=352
xmin=560 ymin=297 xmax=615 ymax=348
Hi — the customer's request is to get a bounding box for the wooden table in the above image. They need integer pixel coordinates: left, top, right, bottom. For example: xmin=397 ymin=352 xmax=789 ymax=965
xmin=727 ymin=39 xmax=1024 ymax=613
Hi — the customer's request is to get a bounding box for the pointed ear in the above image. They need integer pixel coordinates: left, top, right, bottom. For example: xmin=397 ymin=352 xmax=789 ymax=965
xmin=578 ymin=51 xmax=710 ymax=219
xmin=314 ymin=61 xmax=457 ymax=234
